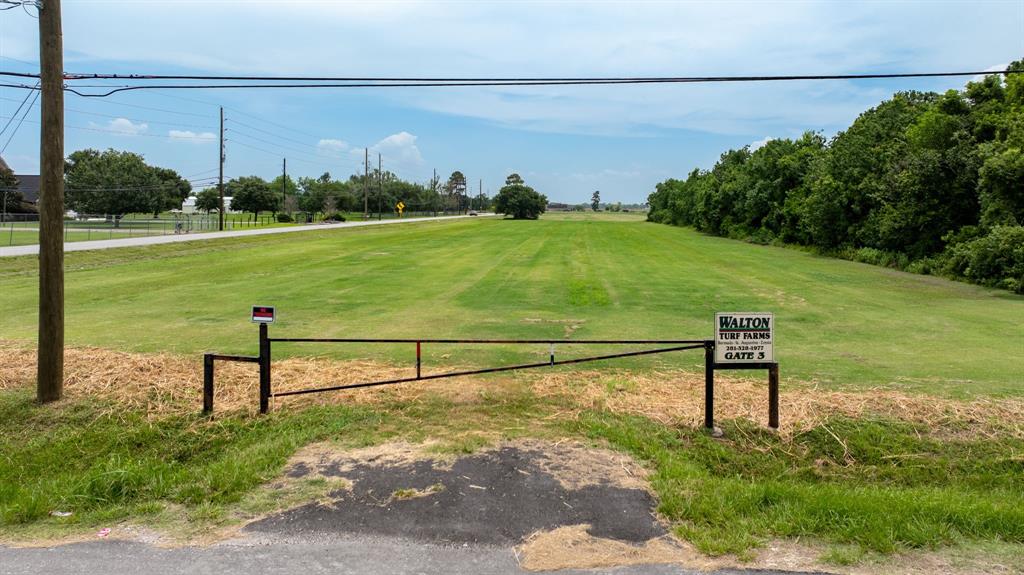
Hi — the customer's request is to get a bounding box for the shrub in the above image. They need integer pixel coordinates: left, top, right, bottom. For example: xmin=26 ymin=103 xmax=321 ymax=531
xmin=939 ymin=226 xmax=1024 ymax=292
xmin=276 ymin=213 xmax=293 ymax=223
xmin=323 ymin=213 xmax=346 ymax=222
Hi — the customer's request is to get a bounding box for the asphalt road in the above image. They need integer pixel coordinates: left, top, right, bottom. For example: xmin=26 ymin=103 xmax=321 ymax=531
xmin=0 ymin=445 xmax=835 ymax=574
xmin=0 ymin=536 xmax=830 ymax=575
xmin=0 ymin=213 xmax=493 ymax=258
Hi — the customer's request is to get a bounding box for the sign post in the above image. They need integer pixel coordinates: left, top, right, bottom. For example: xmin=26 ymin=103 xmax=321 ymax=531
xmin=708 ymin=312 xmax=779 ymax=432
xmin=396 ymin=201 xmax=405 ymax=217
xmin=252 ymin=306 xmax=274 ymax=413
xmin=715 ymin=312 xmax=773 ymax=364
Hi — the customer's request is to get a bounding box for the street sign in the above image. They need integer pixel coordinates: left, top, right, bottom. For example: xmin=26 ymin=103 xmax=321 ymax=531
xmin=251 ymin=305 xmax=275 ymax=324
xmin=715 ymin=312 xmax=773 ymax=363
xmin=396 ymin=201 xmax=405 ymax=215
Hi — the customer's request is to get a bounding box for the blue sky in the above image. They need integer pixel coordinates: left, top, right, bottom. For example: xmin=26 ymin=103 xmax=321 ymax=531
xmin=1 ymin=1 xmax=1022 ymax=204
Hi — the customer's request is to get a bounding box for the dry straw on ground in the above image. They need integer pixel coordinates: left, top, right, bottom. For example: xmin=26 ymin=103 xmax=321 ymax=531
xmin=1 ymin=340 xmax=1021 ymax=439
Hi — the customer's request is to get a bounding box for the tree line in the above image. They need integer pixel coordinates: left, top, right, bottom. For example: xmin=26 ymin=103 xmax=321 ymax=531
xmin=194 ymin=169 xmax=491 ymax=219
xmin=647 ymin=62 xmax=1024 ymax=293
xmin=41 ymin=149 xmax=493 ymax=221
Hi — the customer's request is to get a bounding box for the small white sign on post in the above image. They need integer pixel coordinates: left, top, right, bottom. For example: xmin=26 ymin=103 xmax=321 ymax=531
xmin=715 ymin=312 xmax=773 ymax=364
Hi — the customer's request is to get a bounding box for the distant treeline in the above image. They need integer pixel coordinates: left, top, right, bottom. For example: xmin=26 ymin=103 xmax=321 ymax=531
xmin=648 ymin=62 xmax=1024 ymax=293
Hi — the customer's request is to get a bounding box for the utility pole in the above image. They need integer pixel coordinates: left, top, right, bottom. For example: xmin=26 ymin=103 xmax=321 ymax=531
xmin=433 ymin=168 xmax=438 ymax=216
xmin=281 ymin=158 xmax=287 ymax=212
xmin=377 ymin=153 xmax=382 ymax=221
xmin=479 ymin=178 xmax=482 ymax=211
xmin=37 ymin=0 xmax=64 ymax=403
xmin=218 ymin=107 xmax=225 ymax=231
xmin=363 ymin=147 xmax=368 ymax=220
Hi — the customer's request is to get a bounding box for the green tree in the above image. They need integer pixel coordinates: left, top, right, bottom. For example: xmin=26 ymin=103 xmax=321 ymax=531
xmin=226 ymin=176 xmax=278 ymax=215
xmin=495 ymin=174 xmax=547 ymax=219
xmin=151 ymin=167 xmax=191 ymax=217
xmin=446 ymin=170 xmax=467 ymax=213
xmin=194 ymin=187 xmax=221 ymax=213
xmin=591 ymin=190 xmax=600 ymax=211
xmin=65 ymin=149 xmax=169 ymax=224
xmin=0 ymin=162 xmax=33 ymax=216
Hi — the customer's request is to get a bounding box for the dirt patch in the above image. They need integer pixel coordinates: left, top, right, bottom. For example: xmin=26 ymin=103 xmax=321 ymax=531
xmin=518 ymin=524 xmax=719 ymax=571
xmin=245 ymin=441 xmax=665 ymax=545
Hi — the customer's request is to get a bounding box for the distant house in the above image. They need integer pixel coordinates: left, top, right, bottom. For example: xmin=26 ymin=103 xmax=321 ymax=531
xmin=182 ymin=195 xmax=237 ymax=214
xmin=0 ymin=155 xmax=40 ymax=207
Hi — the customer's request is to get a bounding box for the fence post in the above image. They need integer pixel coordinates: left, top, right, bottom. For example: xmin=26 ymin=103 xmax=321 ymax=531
xmin=203 ymin=353 xmax=214 ymax=414
xmin=259 ymin=323 xmax=271 ymax=414
xmin=704 ymin=340 xmax=714 ymax=430
xmin=768 ymin=363 xmax=779 ymax=430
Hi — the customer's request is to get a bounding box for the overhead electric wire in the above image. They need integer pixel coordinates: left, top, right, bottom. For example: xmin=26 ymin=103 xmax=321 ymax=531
xmin=2 ymin=68 xmax=1019 ymax=98
xmin=50 ymin=70 xmax=1023 ymax=82
xmin=0 ymin=113 xmax=220 ymax=141
xmin=0 ymin=97 xmax=218 ymax=130
xmin=0 ymin=83 xmax=36 ymax=136
xmin=0 ymin=86 xmax=39 ymax=153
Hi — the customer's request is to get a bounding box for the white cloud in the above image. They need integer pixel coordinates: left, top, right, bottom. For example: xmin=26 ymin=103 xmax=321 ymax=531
xmin=168 ymin=130 xmax=217 ymax=143
xmin=2 ymin=2 xmax=1012 ymax=139
xmin=317 ymin=138 xmax=349 ymax=154
xmin=750 ymin=137 xmax=774 ymax=151
xmin=363 ymin=131 xmax=424 ymax=167
xmin=91 ymin=118 xmax=147 ymax=136
xmin=972 ymin=63 xmax=1009 ymax=83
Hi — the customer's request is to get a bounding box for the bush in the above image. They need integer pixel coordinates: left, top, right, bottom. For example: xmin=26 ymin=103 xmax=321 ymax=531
xmin=939 ymin=226 xmax=1024 ymax=293
xmin=276 ymin=213 xmax=293 ymax=223
xmin=323 ymin=213 xmax=346 ymax=222
xmin=495 ymin=178 xmax=547 ymax=220
xmin=841 ymin=247 xmax=910 ymax=270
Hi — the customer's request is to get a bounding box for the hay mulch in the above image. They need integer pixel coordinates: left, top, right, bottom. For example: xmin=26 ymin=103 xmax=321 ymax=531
xmin=530 ymin=369 xmax=1024 ymax=438
xmin=0 ymin=340 xmax=476 ymax=416
xmin=2 ymin=340 xmax=1021 ymax=439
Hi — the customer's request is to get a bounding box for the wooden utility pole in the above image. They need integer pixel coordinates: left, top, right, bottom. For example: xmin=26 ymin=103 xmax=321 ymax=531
xmin=281 ymin=158 xmax=287 ymax=209
xmin=37 ymin=0 xmax=65 ymax=403
xmin=377 ymin=153 xmax=382 ymax=221
xmin=218 ymin=107 xmax=225 ymax=230
xmin=363 ymin=147 xmax=368 ymax=219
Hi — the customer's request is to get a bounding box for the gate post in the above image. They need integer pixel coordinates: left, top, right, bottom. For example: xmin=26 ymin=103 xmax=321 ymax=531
xmin=704 ymin=340 xmax=714 ymax=430
xmin=203 ymin=353 xmax=214 ymax=414
xmin=259 ymin=323 xmax=271 ymax=414
xmin=768 ymin=363 xmax=779 ymax=430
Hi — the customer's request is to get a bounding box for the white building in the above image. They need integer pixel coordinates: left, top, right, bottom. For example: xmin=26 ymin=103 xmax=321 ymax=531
xmin=182 ymin=195 xmax=237 ymax=214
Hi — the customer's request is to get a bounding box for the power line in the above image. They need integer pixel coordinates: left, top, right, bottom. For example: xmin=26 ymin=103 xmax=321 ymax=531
xmin=0 ymin=83 xmax=37 ymax=136
xmin=46 ymin=69 xmax=1024 ymax=82
xmin=1 ymin=87 xmax=39 ymax=153
xmin=2 ymin=68 xmax=1019 ymax=98
xmin=0 ymin=113 xmax=220 ymax=141
xmin=0 ymin=96 xmax=218 ymax=129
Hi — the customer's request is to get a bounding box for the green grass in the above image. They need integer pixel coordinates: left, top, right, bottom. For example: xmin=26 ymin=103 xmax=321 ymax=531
xmin=2 ymin=387 xmax=1022 ymax=560
xmin=570 ymin=411 xmax=1024 ymax=557
xmin=1 ymin=212 xmax=1021 ymax=395
xmin=3 ymin=230 xmax=98 ymax=246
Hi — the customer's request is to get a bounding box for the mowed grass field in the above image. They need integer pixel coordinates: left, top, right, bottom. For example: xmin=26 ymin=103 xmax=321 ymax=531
xmin=0 ymin=212 xmax=1020 ymax=396
xmin=3 ymin=213 xmax=1024 ymax=565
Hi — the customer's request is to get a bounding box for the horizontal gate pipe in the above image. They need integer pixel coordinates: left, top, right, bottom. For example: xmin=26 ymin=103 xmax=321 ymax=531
xmin=267 ymin=337 xmax=707 ymax=345
xmin=273 ymin=343 xmax=706 ymax=398
xmin=206 ymin=354 xmax=260 ymax=363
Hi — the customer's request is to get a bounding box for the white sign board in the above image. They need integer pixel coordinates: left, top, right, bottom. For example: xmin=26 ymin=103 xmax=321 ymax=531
xmin=715 ymin=312 xmax=773 ymax=364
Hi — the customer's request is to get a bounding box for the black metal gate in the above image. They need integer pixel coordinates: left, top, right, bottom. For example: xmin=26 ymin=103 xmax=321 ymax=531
xmin=204 ymin=323 xmax=780 ymax=430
